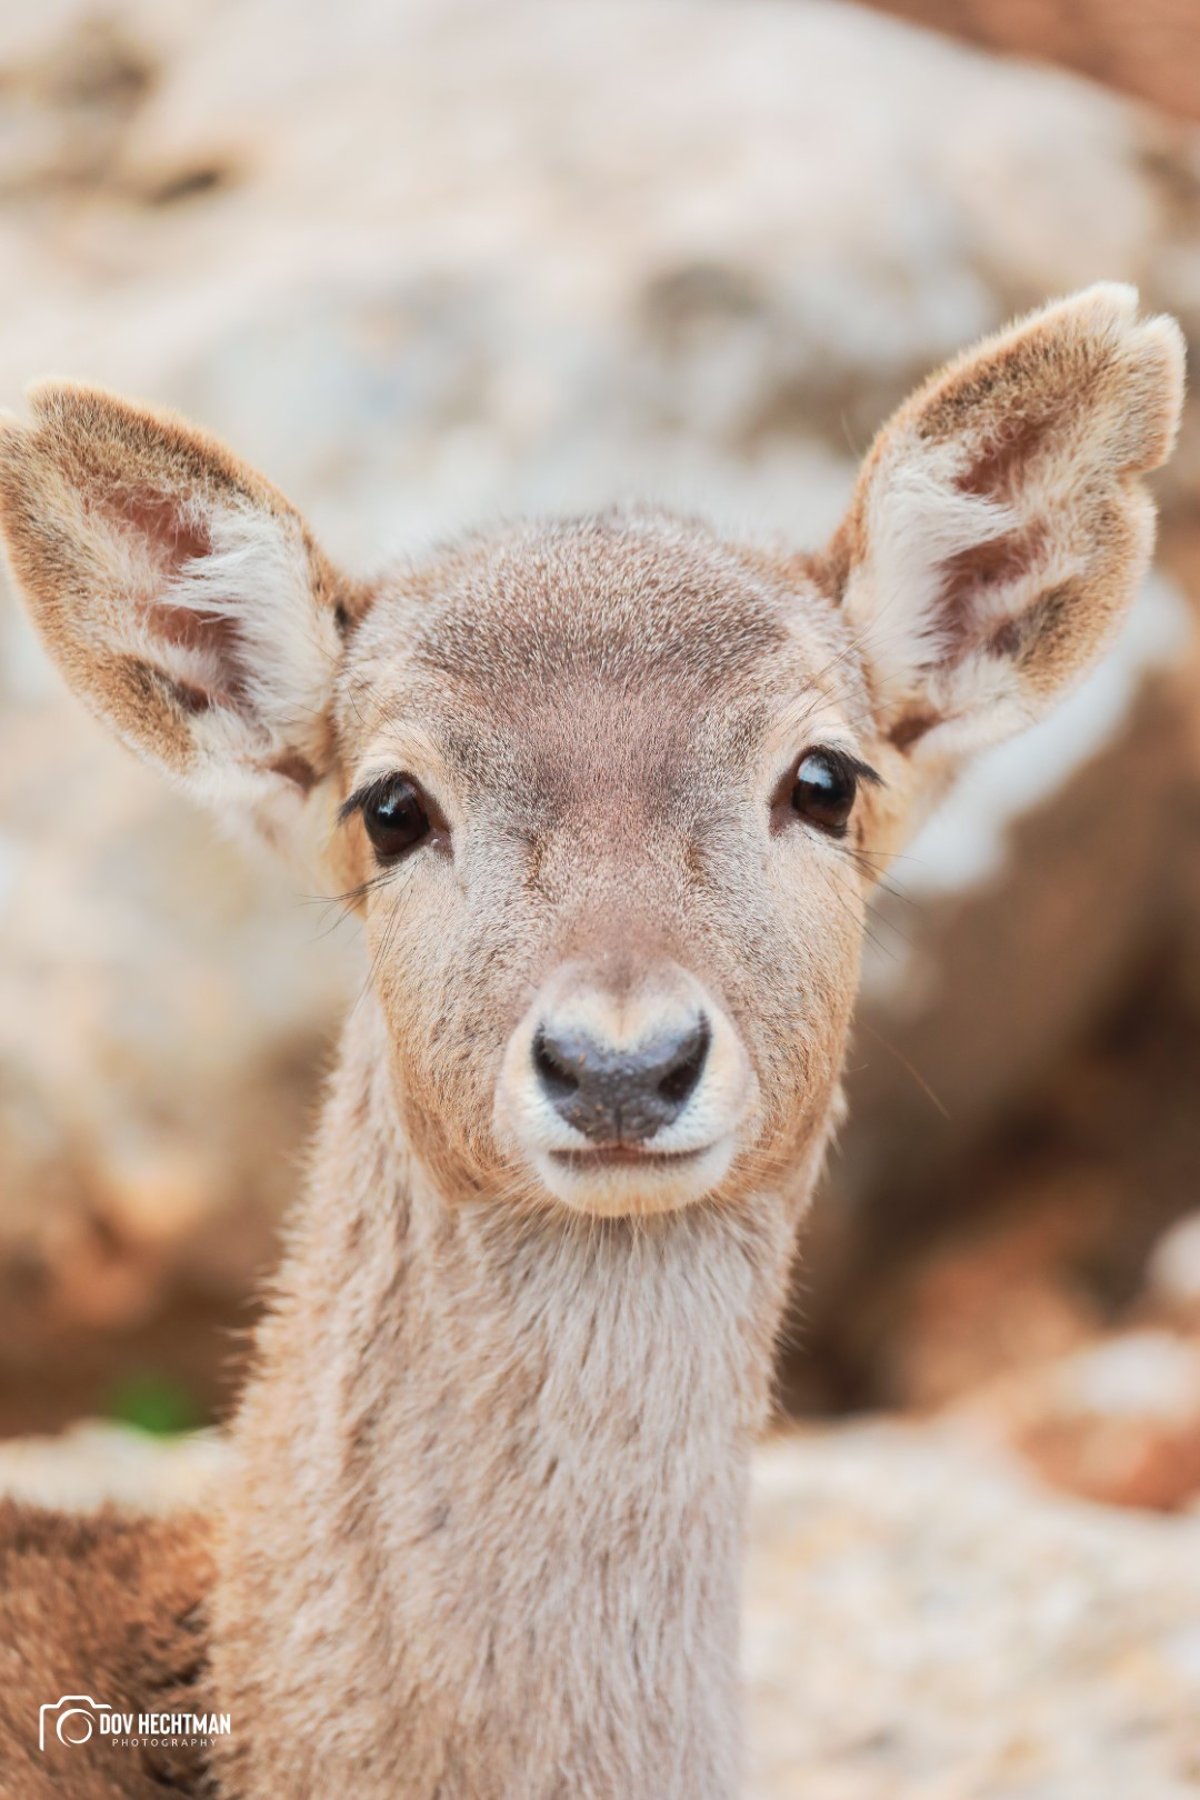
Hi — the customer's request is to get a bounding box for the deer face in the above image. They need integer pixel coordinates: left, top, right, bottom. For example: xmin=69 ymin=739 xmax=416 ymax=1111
xmin=0 ymin=287 xmax=1182 ymax=1218
xmin=332 ymin=516 xmax=879 ymax=1214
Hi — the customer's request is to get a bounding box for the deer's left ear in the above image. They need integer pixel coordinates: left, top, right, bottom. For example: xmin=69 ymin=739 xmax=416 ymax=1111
xmin=830 ymin=285 xmax=1184 ymax=769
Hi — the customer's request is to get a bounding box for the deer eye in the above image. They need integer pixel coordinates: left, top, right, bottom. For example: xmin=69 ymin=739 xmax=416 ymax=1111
xmin=790 ymin=749 xmax=860 ymax=836
xmin=359 ymin=775 xmax=432 ymax=859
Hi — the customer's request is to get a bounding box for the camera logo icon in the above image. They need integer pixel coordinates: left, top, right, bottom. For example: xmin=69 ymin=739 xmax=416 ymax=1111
xmin=38 ymin=1695 xmax=113 ymax=1751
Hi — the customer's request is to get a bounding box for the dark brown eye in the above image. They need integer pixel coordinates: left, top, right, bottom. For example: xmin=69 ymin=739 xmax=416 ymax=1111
xmin=360 ymin=775 xmax=431 ymax=859
xmin=790 ymin=749 xmax=859 ymax=836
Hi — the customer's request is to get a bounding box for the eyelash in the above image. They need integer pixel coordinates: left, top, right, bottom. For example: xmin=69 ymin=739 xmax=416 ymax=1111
xmin=339 ymin=775 xmax=400 ymax=827
xmin=805 ymin=749 xmax=881 ymax=790
xmin=340 ymin=755 xmax=883 ymax=842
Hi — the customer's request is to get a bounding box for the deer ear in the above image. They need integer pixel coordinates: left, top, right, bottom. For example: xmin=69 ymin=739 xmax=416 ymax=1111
xmin=0 ymin=382 xmax=349 ymax=853
xmin=831 ymin=285 xmax=1184 ymax=769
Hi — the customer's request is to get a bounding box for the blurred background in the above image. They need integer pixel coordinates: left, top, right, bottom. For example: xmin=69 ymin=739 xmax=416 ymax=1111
xmin=2 ymin=1 xmax=1200 ymax=1793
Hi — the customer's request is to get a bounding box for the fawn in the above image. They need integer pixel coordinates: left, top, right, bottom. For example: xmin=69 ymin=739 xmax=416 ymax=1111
xmin=0 ymin=286 xmax=1183 ymax=1798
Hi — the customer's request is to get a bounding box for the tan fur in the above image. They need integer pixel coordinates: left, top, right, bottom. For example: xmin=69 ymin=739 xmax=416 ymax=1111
xmin=0 ymin=287 xmax=1182 ymax=1797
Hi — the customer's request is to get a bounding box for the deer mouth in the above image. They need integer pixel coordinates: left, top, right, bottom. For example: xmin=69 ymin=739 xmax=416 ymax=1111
xmin=549 ymin=1145 xmax=709 ymax=1169
xmin=523 ymin=1131 xmax=740 ymax=1216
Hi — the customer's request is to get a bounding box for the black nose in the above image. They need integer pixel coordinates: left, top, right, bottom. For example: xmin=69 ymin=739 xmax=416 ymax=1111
xmin=533 ymin=1016 xmax=711 ymax=1144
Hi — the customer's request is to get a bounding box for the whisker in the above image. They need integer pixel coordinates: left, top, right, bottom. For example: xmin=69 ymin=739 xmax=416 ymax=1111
xmin=854 ymin=1019 xmax=950 ymax=1119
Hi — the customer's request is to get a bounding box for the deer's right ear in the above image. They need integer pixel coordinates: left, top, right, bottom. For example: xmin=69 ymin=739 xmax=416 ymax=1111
xmin=0 ymin=382 xmax=350 ymax=852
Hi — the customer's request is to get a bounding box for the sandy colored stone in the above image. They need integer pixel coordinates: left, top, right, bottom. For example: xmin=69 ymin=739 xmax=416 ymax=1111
xmin=1 ymin=0 xmax=1200 ymax=1422
xmin=747 ymin=1421 xmax=1200 ymax=1799
xmin=0 ymin=1421 xmax=224 ymax=1514
xmin=977 ymin=1330 xmax=1200 ymax=1514
xmin=1146 ymin=1211 xmax=1200 ymax=1329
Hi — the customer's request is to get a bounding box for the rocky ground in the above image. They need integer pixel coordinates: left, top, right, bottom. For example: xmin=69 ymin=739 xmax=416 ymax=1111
xmin=748 ymin=1422 xmax=1200 ymax=1800
xmin=3 ymin=1414 xmax=1198 ymax=1799
xmin=3 ymin=0 xmax=1200 ymax=1421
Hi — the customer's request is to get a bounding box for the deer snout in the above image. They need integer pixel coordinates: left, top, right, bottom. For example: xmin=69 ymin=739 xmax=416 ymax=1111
xmin=532 ymin=1015 xmax=711 ymax=1145
xmin=495 ymin=962 xmax=756 ymax=1216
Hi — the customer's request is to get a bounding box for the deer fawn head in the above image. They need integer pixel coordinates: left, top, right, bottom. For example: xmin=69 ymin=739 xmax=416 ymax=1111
xmin=0 ymin=287 xmax=1182 ymax=1220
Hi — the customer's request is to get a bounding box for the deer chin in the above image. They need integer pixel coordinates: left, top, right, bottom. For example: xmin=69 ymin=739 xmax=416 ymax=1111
xmin=526 ymin=1134 xmax=738 ymax=1217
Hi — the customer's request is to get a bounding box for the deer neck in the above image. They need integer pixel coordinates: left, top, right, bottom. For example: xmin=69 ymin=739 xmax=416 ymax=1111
xmin=212 ymin=1000 xmax=815 ymax=1800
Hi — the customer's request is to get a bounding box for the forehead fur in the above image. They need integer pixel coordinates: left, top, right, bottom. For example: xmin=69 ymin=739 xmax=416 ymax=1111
xmin=340 ymin=509 xmax=862 ymax=773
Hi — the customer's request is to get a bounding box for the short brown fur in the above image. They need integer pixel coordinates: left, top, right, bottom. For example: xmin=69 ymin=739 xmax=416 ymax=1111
xmin=0 ymin=287 xmax=1182 ymax=1797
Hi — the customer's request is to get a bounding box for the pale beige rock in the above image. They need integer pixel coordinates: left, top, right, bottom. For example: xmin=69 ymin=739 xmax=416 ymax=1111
xmin=1146 ymin=1211 xmax=1200 ymax=1327
xmin=747 ymin=1422 xmax=1200 ymax=1799
xmin=0 ymin=1421 xmax=223 ymax=1514
xmin=977 ymin=1330 xmax=1200 ymax=1513
xmin=1 ymin=0 xmax=1199 ymax=1397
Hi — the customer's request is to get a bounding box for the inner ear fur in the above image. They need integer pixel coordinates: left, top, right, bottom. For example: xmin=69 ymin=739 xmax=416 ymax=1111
xmin=0 ymin=381 xmax=354 ymax=812
xmin=830 ymin=284 xmax=1185 ymax=762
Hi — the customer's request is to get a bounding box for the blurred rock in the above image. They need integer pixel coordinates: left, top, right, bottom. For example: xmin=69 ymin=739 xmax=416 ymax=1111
xmin=1145 ymin=1211 xmax=1200 ymax=1329
xmin=0 ymin=11 xmax=156 ymax=198
xmin=786 ymin=969 xmax=1200 ymax=1415
xmin=848 ymin=1189 xmax=1107 ymax=1412
xmin=748 ymin=1421 xmax=1200 ymax=1797
xmin=0 ymin=1420 xmax=224 ymax=1514
xmin=866 ymin=0 xmax=1200 ymax=124
xmin=1 ymin=0 xmax=1200 ymax=1424
xmin=0 ymin=690 xmax=354 ymax=1427
xmin=976 ymin=1330 xmax=1200 ymax=1514
xmin=2 ymin=0 xmax=1200 ymax=535
xmin=838 ymin=575 xmax=1198 ymax=1221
